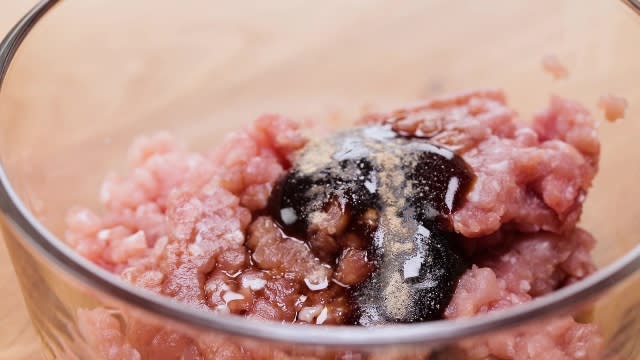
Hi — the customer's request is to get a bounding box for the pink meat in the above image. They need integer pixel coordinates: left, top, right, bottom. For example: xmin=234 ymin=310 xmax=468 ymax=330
xmin=362 ymin=90 xmax=599 ymax=237
xmin=444 ymin=229 xmax=602 ymax=359
xmin=598 ymin=94 xmax=628 ymax=122
xmin=65 ymin=90 xmax=604 ymax=360
xmin=541 ymin=55 xmax=569 ymax=80
xmin=77 ymin=308 xmax=141 ymax=360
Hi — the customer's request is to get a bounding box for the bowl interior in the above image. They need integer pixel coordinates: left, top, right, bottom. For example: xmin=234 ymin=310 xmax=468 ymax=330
xmin=0 ymin=0 xmax=639 ymax=346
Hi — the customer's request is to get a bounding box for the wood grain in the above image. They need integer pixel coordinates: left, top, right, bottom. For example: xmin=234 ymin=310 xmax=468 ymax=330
xmin=0 ymin=1 xmax=639 ymax=359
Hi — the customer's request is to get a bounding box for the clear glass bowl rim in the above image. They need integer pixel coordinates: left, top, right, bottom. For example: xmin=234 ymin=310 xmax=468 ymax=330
xmin=1 ymin=0 xmax=640 ymax=348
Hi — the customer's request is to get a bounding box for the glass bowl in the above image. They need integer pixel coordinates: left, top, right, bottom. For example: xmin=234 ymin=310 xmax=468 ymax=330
xmin=1 ymin=1 xmax=640 ymax=359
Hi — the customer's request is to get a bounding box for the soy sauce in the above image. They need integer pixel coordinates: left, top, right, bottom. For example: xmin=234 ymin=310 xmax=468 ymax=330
xmin=267 ymin=125 xmax=474 ymax=324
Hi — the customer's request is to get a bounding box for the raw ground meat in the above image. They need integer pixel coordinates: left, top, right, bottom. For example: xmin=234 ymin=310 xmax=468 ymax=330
xmin=77 ymin=308 xmax=142 ymax=360
xmin=443 ymin=229 xmax=600 ymax=360
xmin=361 ymin=89 xmax=599 ymax=238
xmin=66 ymin=89 xmax=603 ymax=359
xmin=541 ymin=55 xmax=569 ymax=80
xmin=598 ymin=94 xmax=628 ymax=122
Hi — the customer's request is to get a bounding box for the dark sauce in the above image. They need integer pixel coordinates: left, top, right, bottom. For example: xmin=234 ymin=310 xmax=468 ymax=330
xmin=267 ymin=125 xmax=475 ymax=325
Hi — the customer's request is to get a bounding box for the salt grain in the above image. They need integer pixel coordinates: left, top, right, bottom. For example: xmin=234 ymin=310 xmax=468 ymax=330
xmin=280 ymin=207 xmax=298 ymax=225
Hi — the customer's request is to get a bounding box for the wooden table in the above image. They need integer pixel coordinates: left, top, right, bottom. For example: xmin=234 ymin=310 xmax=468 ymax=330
xmin=0 ymin=4 xmax=44 ymax=360
xmin=0 ymin=1 xmax=639 ymax=359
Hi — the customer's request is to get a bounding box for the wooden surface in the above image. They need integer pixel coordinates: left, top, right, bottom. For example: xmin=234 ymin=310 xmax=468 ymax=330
xmin=0 ymin=3 xmax=43 ymax=360
xmin=0 ymin=1 xmax=639 ymax=359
